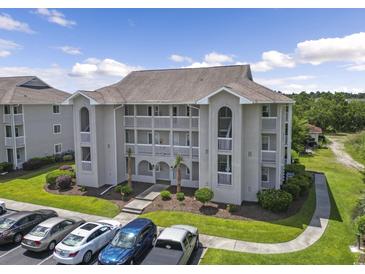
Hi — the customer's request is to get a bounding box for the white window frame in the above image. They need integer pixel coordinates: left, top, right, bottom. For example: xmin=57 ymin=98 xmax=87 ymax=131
xmin=5 ymin=125 xmax=12 ymax=138
xmin=148 ymin=163 xmax=154 ymax=172
xmin=262 ymin=135 xmax=270 ymax=151
xmin=13 ymin=105 xmax=22 ymax=114
xmin=15 ymin=127 xmax=20 ymax=137
xmin=186 ymin=133 xmax=190 ymax=146
xmin=172 ymin=106 xmax=178 ymax=116
xmin=147 ymin=106 xmax=153 ymax=116
xmin=125 ymin=130 xmax=134 ymax=144
xmin=53 ymin=105 xmax=60 ymax=114
xmin=154 ymin=106 xmax=160 ymax=116
xmin=54 ymin=143 xmax=62 ymax=155
xmin=147 ymin=132 xmax=153 ymax=144
xmin=262 ymin=104 xmax=270 ymax=117
xmin=4 ymin=105 xmax=11 ymax=115
xmin=16 ymin=148 xmax=21 ymax=160
xmin=155 ymin=132 xmax=161 ymax=145
xmin=261 ymin=167 xmax=269 ymax=182
xmin=53 ymin=124 xmax=61 ymax=134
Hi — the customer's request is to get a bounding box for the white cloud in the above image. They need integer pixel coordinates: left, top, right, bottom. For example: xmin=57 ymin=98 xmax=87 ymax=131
xmin=57 ymin=46 xmax=82 ymax=55
xmin=0 ymin=13 xmax=34 ymax=33
xmin=69 ymin=58 xmax=141 ymax=78
xmin=34 ymin=9 xmax=76 ymax=28
xmin=345 ymin=64 xmax=365 ymax=72
xmin=296 ymin=32 xmax=365 ymax=65
xmin=169 ymin=54 xmax=193 ymax=63
xmin=251 ymin=51 xmax=295 ymax=72
xmin=185 ymin=52 xmax=235 ymax=68
xmin=256 ymin=75 xmax=316 ymax=86
xmin=0 ymin=38 xmax=21 ymax=58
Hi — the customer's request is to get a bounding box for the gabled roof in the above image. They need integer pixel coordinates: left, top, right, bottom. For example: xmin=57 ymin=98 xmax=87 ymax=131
xmin=0 ymin=76 xmax=70 ymax=105
xmin=308 ymin=124 xmax=323 ymax=134
xmin=70 ymin=65 xmax=293 ymax=105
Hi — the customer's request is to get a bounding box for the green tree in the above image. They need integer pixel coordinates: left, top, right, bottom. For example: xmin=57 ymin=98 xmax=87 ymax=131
xmin=292 ymin=115 xmax=309 ymax=153
xmin=174 ymin=154 xmax=183 ymax=193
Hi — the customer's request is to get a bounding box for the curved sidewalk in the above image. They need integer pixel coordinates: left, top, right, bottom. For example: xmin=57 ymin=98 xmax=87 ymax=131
xmin=199 ymin=173 xmax=330 ymax=254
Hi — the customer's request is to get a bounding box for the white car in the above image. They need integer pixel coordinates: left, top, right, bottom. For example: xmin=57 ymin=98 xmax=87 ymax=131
xmin=53 ymin=219 xmax=121 ymax=264
xmin=0 ymin=201 xmax=6 ymax=215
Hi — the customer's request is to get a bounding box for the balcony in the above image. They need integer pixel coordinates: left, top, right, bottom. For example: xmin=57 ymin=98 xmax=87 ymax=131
xmin=3 ymin=114 xmax=11 ymax=124
xmin=136 ymin=117 xmax=152 ymax=128
xmin=173 ymin=146 xmax=190 ymax=157
xmin=218 ymin=137 xmax=232 ymax=151
xmin=136 ymin=144 xmax=153 ymax=155
xmin=16 ymin=136 xmax=25 ymax=147
xmin=217 ymin=172 xmax=232 ymax=185
xmin=80 ymin=132 xmax=91 ymax=143
xmin=261 ymin=181 xmax=275 ymax=189
xmin=155 ymin=144 xmax=171 ymax=156
xmin=192 ymin=117 xmax=199 ymax=129
xmin=154 ymin=117 xmax=170 ymax=129
xmin=124 ymin=116 xmax=134 ymax=127
xmin=14 ymin=114 xmax=23 ymax=124
xmin=81 ymin=161 xmax=92 ymax=171
xmin=5 ymin=137 xmax=13 ymax=147
xmin=192 ymin=147 xmax=199 ymax=159
xmin=262 ymin=150 xmax=276 ymax=164
xmin=262 ymin=117 xmax=277 ymax=133
xmin=173 ymin=117 xmax=189 ymax=129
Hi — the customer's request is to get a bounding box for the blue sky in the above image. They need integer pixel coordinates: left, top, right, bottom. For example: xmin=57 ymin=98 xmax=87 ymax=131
xmin=1 ymin=8 xmax=365 ymax=93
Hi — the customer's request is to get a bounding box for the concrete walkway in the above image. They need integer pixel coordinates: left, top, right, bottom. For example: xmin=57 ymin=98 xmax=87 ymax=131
xmin=0 ymin=173 xmax=330 ymax=255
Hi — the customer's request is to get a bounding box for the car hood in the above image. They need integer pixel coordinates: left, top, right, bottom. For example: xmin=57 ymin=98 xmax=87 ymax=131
xmin=99 ymin=244 xmax=133 ymax=264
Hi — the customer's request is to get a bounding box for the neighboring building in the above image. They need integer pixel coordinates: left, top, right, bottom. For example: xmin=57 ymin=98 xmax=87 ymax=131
xmin=0 ymin=76 xmax=74 ymax=169
xmin=64 ymin=65 xmax=293 ymax=205
xmin=308 ymin=124 xmax=323 ymax=145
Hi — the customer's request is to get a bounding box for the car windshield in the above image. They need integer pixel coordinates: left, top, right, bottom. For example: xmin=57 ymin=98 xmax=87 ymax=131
xmin=0 ymin=218 xmax=15 ymax=230
xmin=155 ymin=240 xmax=183 ymax=251
xmin=29 ymin=226 xmax=49 ymax=237
xmin=111 ymin=232 xmax=136 ymax=249
xmin=61 ymin=234 xmax=84 ymax=247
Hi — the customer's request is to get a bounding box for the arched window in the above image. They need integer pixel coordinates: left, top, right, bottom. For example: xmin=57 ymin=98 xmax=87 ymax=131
xmin=218 ymin=107 xmax=232 ymax=138
xmin=80 ymin=107 xmax=90 ymax=132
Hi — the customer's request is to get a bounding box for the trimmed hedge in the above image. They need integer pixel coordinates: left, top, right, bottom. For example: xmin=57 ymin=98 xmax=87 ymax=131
xmin=257 ymin=189 xmax=293 ymax=212
xmin=160 ymin=190 xmax=171 ymax=200
xmin=195 ymin=188 xmax=214 ymax=204
xmin=56 ymin=175 xmax=72 ymax=190
xmin=355 ymin=215 xmax=365 ymax=235
xmin=287 ymin=175 xmax=311 ymax=196
xmin=23 ymin=156 xmax=55 ymax=170
xmin=46 ymin=170 xmax=74 ymax=188
xmin=63 ymin=154 xmax=73 ymax=162
xmin=121 ymin=185 xmax=133 ymax=196
xmin=0 ymin=162 xmax=13 ymax=173
xmin=281 ymin=183 xmax=301 ymax=200
xmin=285 ymin=163 xmax=305 ymax=175
xmin=176 ymin=192 xmax=185 ymax=201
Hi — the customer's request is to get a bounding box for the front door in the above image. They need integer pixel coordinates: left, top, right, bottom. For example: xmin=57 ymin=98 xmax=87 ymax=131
xmin=7 ymin=149 xmax=13 ymax=165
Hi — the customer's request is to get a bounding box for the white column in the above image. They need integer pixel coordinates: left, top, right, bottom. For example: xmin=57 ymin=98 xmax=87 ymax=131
xmin=287 ymin=104 xmax=293 ymax=164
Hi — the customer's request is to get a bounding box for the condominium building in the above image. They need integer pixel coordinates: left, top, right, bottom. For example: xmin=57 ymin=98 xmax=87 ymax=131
xmin=64 ymin=65 xmax=293 ymax=204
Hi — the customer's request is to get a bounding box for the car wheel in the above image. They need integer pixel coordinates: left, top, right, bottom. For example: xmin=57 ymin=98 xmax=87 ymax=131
xmin=130 ymin=258 xmax=134 ymax=265
xmin=13 ymin=233 xmax=23 ymax=244
xmin=48 ymin=241 xmax=56 ymax=251
xmin=152 ymin=235 xmax=157 ymax=246
xmin=82 ymin=250 xmax=93 ymax=264
xmin=194 ymin=236 xmax=199 ymax=250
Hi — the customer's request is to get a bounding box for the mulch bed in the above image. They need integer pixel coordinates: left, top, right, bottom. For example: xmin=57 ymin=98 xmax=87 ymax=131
xmin=143 ymin=186 xmax=311 ymax=222
xmin=45 ymin=181 xmax=153 ymax=210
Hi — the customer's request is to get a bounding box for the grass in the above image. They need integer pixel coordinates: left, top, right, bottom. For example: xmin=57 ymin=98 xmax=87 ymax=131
xmin=0 ymin=163 xmax=120 ymax=218
xmin=142 ymin=184 xmax=316 ymax=243
xmin=201 ymin=148 xmax=361 ymax=264
xmin=343 ymin=131 xmax=365 ymax=166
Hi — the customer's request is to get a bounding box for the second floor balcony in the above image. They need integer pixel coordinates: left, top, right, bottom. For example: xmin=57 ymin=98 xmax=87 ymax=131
xmin=262 ymin=117 xmax=277 ymax=133
xmin=124 ymin=115 xmax=199 ymax=130
xmin=3 ymin=113 xmax=23 ymax=125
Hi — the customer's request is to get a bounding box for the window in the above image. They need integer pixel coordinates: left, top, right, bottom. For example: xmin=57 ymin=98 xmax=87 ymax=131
xmin=186 ymin=133 xmax=190 ymax=146
xmin=186 ymin=167 xmax=190 ymax=176
xmin=155 ymin=163 xmax=161 ymax=172
xmin=125 ymin=130 xmax=134 ymax=143
xmin=172 ymin=106 xmax=177 ymax=116
xmin=16 ymin=149 xmax=21 ymax=160
xmin=262 ymin=167 xmax=269 ymax=182
xmin=154 ymin=132 xmax=161 ymax=145
xmin=4 ymin=105 xmax=11 ymax=115
xmin=218 ymin=154 xmax=232 ymax=173
xmin=148 ymin=132 xmax=153 ymax=144
xmin=218 ymin=107 xmax=232 ymax=138
xmin=5 ymin=126 xmax=12 ymax=137
xmin=81 ymin=147 xmax=91 ymax=161
xmin=154 ymin=106 xmax=159 ymax=116
xmin=147 ymin=106 xmax=152 ymax=116
xmin=54 ymin=144 xmax=62 ymax=154
xmin=53 ymin=124 xmax=61 ymax=134
xmin=125 ymin=105 xmax=133 ymax=116
xmin=262 ymin=135 xmax=269 ymax=150
xmin=13 ymin=105 xmax=22 ymax=114
xmin=148 ymin=163 xmax=154 ymax=172
xmin=53 ymin=105 xmax=60 ymax=114
xmin=80 ymin=107 xmax=90 ymax=132
xmin=15 ymin=127 xmax=21 ymax=137
xmin=186 ymin=106 xmax=190 ymax=116
xmin=262 ymin=105 xmax=270 ymax=117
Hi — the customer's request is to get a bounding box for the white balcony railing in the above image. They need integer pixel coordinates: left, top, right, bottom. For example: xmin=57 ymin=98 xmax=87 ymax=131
xmin=262 ymin=150 xmax=276 ymax=163
xmin=261 ymin=181 xmax=275 ymax=189
xmin=81 ymin=161 xmax=92 ymax=171
xmin=173 ymin=117 xmax=190 ymax=129
xmin=124 ymin=116 xmax=134 ymax=127
xmin=173 ymin=145 xmax=190 ymax=156
xmin=192 ymin=117 xmax=199 ymax=129
xmin=155 ymin=144 xmax=171 ymax=156
xmin=5 ymin=137 xmax=13 ymax=147
xmin=192 ymin=147 xmax=199 ymax=158
xmin=217 ymin=172 xmax=232 ymax=185
xmin=14 ymin=114 xmax=23 ymax=124
xmin=136 ymin=144 xmax=153 ymax=155
xmin=154 ymin=117 xmax=170 ymax=129
xmin=80 ymin=132 xmax=91 ymax=143
xmin=16 ymin=136 xmax=25 ymax=147
xmin=3 ymin=114 xmax=11 ymax=124
xmin=218 ymin=137 xmax=232 ymax=151
xmin=262 ymin=117 xmax=277 ymax=132
xmin=136 ymin=116 xmax=152 ymax=128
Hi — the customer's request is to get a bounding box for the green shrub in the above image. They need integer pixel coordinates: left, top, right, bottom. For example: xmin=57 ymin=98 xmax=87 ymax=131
xmin=226 ymin=204 xmax=238 ymax=213
xmin=285 ymin=164 xmax=305 ymax=175
xmin=23 ymin=156 xmax=56 ymax=170
xmin=287 ymin=175 xmax=311 ymax=196
xmin=282 ymin=183 xmax=301 ymax=200
xmin=176 ymin=192 xmax=185 ymax=201
xmin=121 ymin=185 xmax=133 ymax=196
xmin=257 ymin=189 xmax=293 ymax=212
xmin=291 ymin=150 xmax=300 ymax=163
xmin=46 ymin=170 xmax=73 ymax=188
xmin=80 ymin=186 xmax=87 ymax=192
xmin=56 ymin=175 xmax=72 ymax=190
xmin=114 ymin=185 xmax=122 ymax=193
xmin=355 ymin=215 xmax=365 ymax=235
xmin=161 ymin=190 xmax=171 ymax=200
xmin=63 ymin=154 xmax=74 ymax=162
xmin=0 ymin=162 xmax=13 ymax=173
xmin=59 ymin=165 xmax=73 ymax=171
xmin=195 ymin=188 xmax=214 ymax=205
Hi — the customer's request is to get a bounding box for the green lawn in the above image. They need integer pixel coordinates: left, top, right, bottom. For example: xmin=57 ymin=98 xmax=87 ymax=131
xmin=142 ymin=180 xmax=316 ymax=243
xmin=0 ymin=164 xmax=120 ymax=218
xmin=201 ymin=148 xmax=360 ymax=264
xmin=343 ymin=131 xmax=365 ymax=166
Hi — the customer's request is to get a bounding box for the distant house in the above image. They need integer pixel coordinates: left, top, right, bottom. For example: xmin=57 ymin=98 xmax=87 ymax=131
xmin=308 ymin=124 xmax=322 ymax=144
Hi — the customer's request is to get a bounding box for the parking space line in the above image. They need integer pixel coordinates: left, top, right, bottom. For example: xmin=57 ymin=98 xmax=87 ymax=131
xmin=0 ymin=245 xmax=21 ymax=259
xmin=38 ymin=254 xmax=54 ymax=265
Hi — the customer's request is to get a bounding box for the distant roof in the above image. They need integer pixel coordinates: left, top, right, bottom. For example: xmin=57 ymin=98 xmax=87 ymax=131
xmin=308 ymin=124 xmax=323 ymax=134
xmin=0 ymin=76 xmax=70 ymax=104
xmin=73 ymin=65 xmax=293 ymax=105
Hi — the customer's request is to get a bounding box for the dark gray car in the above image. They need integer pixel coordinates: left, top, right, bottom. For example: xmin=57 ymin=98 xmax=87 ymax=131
xmin=0 ymin=209 xmax=58 ymax=245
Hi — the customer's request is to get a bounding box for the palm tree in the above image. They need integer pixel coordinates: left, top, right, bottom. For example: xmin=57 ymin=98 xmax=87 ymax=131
xmin=127 ymin=148 xmax=132 ymax=190
xmin=174 ymin=154 xmax=183 ymax=193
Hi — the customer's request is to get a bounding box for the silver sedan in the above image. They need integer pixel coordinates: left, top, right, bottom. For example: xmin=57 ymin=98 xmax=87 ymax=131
xmin=21 ymin=217 xmax=85 ymax=252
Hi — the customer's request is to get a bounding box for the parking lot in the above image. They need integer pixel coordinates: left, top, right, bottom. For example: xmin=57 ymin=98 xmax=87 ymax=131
xmin=0 ymin=209 xmax=205 ymax=265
